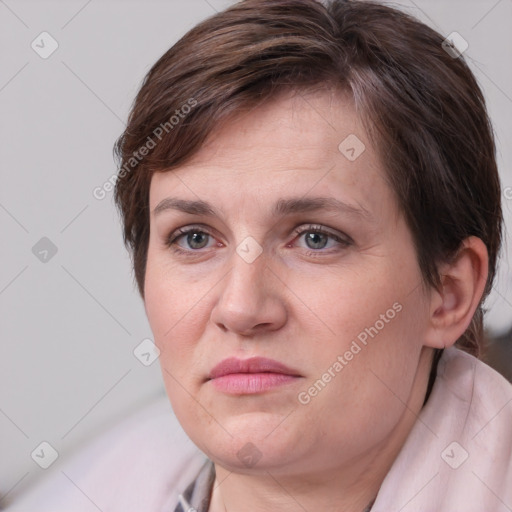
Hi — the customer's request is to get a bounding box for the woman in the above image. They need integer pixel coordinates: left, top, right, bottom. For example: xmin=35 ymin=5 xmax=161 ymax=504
xmin=7 ymin=0 xmax=511 ymax=511
xmin=112 ymin=0 xmax=511 ymax=509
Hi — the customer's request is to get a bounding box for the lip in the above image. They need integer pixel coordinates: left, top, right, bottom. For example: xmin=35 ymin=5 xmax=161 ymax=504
xmin=208 ymin=357 xmax=302 ymax=394
xmin=209 ymin=357 xmax=300 ymax=379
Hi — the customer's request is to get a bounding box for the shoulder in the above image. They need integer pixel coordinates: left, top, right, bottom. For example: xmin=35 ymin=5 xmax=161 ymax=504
xmin=5 ymin=395 xmax=206 ymax=512
xmin=436 ymin=347 xmax=512 ymax=441
xmin=374 ymin=347 xmax=512 ymax=512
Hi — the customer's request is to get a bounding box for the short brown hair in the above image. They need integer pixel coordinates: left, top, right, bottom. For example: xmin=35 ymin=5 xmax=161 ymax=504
xmin=113 ymin=0 xmax=503 ymax=357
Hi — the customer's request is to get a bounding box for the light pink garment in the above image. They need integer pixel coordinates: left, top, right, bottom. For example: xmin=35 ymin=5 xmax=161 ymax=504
xmin=373 ymin=347 xmax=512 ymax=511
xmin=6 ymin=347 xmax=512 ymax=511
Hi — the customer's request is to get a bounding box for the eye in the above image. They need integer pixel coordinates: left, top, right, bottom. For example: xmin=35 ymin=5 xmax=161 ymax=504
xmin=165 ymin=224 xmax=351 ymax=256
xmin=292 ymin=225 xmax=351 ymax=252
xmin=167 ymin=226 xmax=218 ymax=251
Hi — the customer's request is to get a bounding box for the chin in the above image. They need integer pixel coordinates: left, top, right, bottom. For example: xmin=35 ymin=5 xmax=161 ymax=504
xmin=187 ymin=413 xmax=304 ymax=469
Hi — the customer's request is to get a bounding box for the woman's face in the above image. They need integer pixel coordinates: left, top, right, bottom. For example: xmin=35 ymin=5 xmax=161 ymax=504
xmin=144 ymin=89 xmax=433 ymax=476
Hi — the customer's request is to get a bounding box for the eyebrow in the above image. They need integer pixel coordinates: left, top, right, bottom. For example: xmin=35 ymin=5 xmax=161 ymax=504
xmin=153 ymin=196 xmax=373 ymax=221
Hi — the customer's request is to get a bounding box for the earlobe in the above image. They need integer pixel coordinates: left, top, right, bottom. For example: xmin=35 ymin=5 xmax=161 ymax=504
xmin=424 ymin=237 xmax=489 ymax=350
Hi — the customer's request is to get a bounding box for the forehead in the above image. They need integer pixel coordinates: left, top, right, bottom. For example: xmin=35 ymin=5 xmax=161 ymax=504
xmin=149 ymin=89 xmax=396 ymax=221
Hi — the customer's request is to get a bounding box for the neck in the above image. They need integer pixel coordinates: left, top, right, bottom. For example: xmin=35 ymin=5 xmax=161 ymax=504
xmin=209 ymin=347 xmax=435 ymax=512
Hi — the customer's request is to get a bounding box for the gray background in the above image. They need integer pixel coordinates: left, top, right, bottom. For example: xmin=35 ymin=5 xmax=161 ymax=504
xmin=1 ymin=0 xmax=511 ymax=505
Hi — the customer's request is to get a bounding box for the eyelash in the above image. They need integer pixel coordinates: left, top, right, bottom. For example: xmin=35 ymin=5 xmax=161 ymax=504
xmin=166 ymin=224 xmax=352 ymax=257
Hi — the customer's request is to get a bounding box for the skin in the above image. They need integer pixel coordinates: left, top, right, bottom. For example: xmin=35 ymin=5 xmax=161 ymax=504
xmin=143 ymin=88 xmax=488 ymax=512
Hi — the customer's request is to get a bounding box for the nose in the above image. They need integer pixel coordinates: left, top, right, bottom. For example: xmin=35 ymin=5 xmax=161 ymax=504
xmin=210 ymin=251 xmax=287 ymax=337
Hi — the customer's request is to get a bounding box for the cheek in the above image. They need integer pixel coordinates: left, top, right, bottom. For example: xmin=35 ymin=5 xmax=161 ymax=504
xmin=289 ymin=255 xmax=428 ymax=403
xmin=144 ymin=262 xmax=210 ymax=427
xmin=145 ymin=243 xmax=198 ymax=336
xmin=283 ymin=264 xmax=406 ymax=351
xmin=144 ymin=252 xmax=200 ymax=369
xmin=294 ymin=300 xmax=426 ymax=457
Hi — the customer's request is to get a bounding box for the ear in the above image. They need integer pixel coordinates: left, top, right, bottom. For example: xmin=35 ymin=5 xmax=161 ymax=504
xmin=424 ymin=236 xmax=489 ymax=349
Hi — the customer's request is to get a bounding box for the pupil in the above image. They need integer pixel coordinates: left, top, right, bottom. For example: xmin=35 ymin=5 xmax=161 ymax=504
xmin=188 ymin=231 xmax=208 ymax=249
xmin=306 ymin=232 xmax=327 ymax=249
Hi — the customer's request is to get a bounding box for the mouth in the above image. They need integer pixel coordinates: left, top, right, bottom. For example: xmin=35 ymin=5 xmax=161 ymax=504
xmin=207 ymin=357 xmax=302 ymax=395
